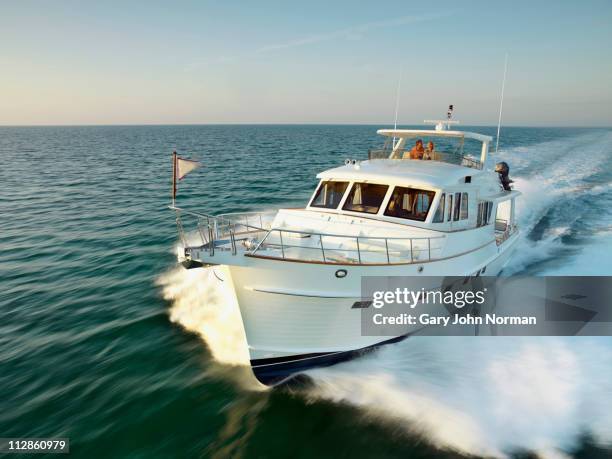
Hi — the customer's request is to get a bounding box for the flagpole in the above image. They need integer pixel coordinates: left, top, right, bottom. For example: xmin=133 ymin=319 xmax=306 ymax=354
xmin=172 ymin=150 xmax=177 ymax=207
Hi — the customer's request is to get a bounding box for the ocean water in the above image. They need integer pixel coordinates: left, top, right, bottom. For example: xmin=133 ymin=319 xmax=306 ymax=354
xmin=1 ymin=125 xmax=611 ymax=458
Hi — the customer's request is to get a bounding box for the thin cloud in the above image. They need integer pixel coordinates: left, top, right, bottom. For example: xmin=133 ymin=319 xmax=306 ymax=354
xmin=185 ymin=13 xmax=450 ymax=71
xmin=255 ymin=13 xmax=450 ymax=54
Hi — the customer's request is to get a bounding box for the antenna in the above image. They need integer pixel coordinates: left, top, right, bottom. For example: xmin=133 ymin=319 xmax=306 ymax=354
xmin=392 ymin=68 xmax=402 ymax=147
xmin=495 ymin=53 xmax=508 ymax=153
xmin=424 ymin=104 xmax=459 ymax=131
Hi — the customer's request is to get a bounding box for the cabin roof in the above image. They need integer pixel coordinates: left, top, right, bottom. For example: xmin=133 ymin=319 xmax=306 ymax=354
xmin=377 ymin=129 xmax=493 ymax=143
xmin=317 ymin=159 xmax=483 ymax=189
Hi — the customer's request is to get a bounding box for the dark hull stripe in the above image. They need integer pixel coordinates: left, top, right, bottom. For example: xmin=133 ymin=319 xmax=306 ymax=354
xmin=251 ymin=334 xmax=409 ymax=386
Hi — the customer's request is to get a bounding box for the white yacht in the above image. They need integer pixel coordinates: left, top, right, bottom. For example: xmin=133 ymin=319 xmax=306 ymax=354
xmin=171 ymin=117 xmax=520 ymax=385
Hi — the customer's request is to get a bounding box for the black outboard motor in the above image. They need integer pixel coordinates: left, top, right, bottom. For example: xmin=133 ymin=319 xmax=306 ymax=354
xmin=495 ymin=161 xmax=513 ymax=191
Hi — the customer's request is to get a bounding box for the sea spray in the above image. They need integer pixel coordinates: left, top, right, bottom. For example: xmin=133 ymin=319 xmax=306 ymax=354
xmin=157 ymin=265 xmax=250 ymax=366
xmin=304 ymin=337 xmax=612 ymax=458
xmin=498 ymin=130 xmax=612 ymax=275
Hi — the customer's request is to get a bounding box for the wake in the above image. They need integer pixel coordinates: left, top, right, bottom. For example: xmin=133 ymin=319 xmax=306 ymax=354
xmin=496 ymin=130 xmax=612 ymax=275
xmin=305 ymin=337 xmax=612 ymax=458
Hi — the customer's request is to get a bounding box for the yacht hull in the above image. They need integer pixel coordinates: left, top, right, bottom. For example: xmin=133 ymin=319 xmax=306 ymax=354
xmin=224 ymin=233 xmax=519 ymax=385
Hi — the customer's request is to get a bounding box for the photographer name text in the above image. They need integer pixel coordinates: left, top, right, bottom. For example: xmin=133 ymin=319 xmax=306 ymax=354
xmin=372 ymin=313 xmax=537 ymax=327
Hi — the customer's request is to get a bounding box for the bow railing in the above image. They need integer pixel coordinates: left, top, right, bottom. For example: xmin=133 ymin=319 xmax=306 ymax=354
xmin=250 ymin=229 xmax=446 ymax=264
xmin=172 ymin=207 xmax=447 ymax=265
xmin=171 ymin=206 xmax=274 ymax=256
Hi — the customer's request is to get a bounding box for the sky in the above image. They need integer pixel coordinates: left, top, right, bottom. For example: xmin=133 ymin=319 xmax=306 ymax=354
xmin=1 ymin=0 xmax=611 ymax=126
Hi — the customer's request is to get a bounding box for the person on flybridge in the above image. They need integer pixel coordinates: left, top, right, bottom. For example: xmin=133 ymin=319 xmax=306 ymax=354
xmin=403 ymin=139 xmax=425 ymax=160
xmin=424 ymin=141 xmax=435 ymax=160
xmin=402 ymin=139 xmax=435 ymax=160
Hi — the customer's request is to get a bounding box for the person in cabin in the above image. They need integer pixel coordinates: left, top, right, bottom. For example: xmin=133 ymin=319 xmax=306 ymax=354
xmin=423 ymin=141 xmax=435 ymax=160
xmin=404 ymin=139 xmax=425 ymax=159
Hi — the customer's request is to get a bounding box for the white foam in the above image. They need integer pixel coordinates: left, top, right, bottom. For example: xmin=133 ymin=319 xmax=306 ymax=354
xmin=157 ymin=266 xmax=250 ymax=366
xmin=306 ymin=337 xmax=612 ymax=458
xmin=498 ymin=130 xmax=612 ymax=275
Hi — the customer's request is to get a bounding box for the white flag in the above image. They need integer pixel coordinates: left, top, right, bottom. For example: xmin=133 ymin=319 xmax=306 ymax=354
xmin=177 ymin=157 xmax=201 ymax=180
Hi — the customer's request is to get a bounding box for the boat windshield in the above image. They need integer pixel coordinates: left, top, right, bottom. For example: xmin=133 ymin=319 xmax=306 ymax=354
xmin=310 ymin=181 xmax=349 ymax=209
xmin=369 ymin=135 xmax=483 ymax=169
xmin=342 ymin=183 xmax=389 ymax=214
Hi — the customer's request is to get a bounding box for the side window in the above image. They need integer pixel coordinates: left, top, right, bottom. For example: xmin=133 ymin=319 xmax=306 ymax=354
xmin=460 ymin=192 xmax=469 ymax=220
xmin=453 ymin=192 xmax=461 ymax=221
xmin=453 ymin=192 xmax=469 ymax=221
xmin=310 ymin=181 xmax=349 ymax=209
xmin=447 ymin=194 xmax=453 ymax=222
xmin=477 ymin=201 xmax=493 ymax=227
xmin=432 ymin=193 xmax=445 ymax=223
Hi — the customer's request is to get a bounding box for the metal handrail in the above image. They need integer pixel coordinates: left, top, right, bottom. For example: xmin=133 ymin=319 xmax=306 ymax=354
xmin=251 ymin=227 xmax=446 ymax=265
xmin=170 ymin=206 xmax=275 ymax=230
xmin=172 ymin=205 xmax=448 ymax=265
xmin=169 ymin=205 xmax=215 ymax=220
xmin=171 ymin=206 xmax=274 ymax=257
xmin=260 ymin=226 xmax=446 ymax=241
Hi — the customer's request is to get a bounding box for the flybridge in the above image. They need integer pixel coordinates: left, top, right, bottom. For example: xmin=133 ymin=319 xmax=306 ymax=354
xmin=373 ymin=106 xmax=494 ymax=168
xmin=376 ymin=129 xmax=492 ymax=167
xmin=368 ymin=130 xmax=491 ymax=171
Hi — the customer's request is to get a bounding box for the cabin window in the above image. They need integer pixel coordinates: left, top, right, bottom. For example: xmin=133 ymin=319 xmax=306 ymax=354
xmin=477 ymin=201 xmax=493 ymax=227
xmin=460 ymin=192 xmax=469 ymax=219
xmin=432 ymin=193 xmax=445 ymax=223
xmin=310 ymin=181 xmax=349 ymax=209
xmin=447 ymin=194 xmax=453 ymax=221
xmin=342 ymin=183 xmax=388 ymax=214
xmin=384 ymin=187 xmax=435 ymax=221
xmin=453 ymin=193 xmax=461 ymax=221
xmin=453 ymin=192 xmax=469 ymax=221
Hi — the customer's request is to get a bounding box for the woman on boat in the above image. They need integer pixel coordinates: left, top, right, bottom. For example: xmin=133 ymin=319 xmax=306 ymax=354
xmin=423 ymin=141 xmax=435 ymax=160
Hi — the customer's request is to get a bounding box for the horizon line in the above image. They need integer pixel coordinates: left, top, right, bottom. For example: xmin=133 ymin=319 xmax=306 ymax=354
xmin=1 ymin=122 xmax=610 ymax=129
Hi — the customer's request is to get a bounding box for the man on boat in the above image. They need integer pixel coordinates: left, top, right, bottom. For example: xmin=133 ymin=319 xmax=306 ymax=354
xmin=404 ymin=139 xmax=425 ymax=159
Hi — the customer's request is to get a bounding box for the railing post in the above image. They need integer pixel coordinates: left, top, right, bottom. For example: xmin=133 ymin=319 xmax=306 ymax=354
xmin=252 ymin=230 xmax=270 ymax=253
xmin=176 ymin=216 xmax=187 ymax=248
xmin=279 ymin=231 xmax=285 ymax=259
xmin=259 ymin=214 xmax=263 ymax=229
xmin=197 ymin=218 xmax=207 ymax=246
xmin=245 ymin=214 xmax=249 ymax=230
xmin=385 ymin=238 xmax=390 ymax=263
xmin=320 ymin=235 xmax=326 ymax=262
xmin=208 ymin=226 xmax=215 ymax=256
xmin=410 ymin=239 xmax=413 ymax=263
xmin=230 ymin=229 xmax=237 ymax=255
xmin=428 ymin=238 xmax=431 ymax=260
xmin=356 ymin=237 xmax=361 ymax=264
